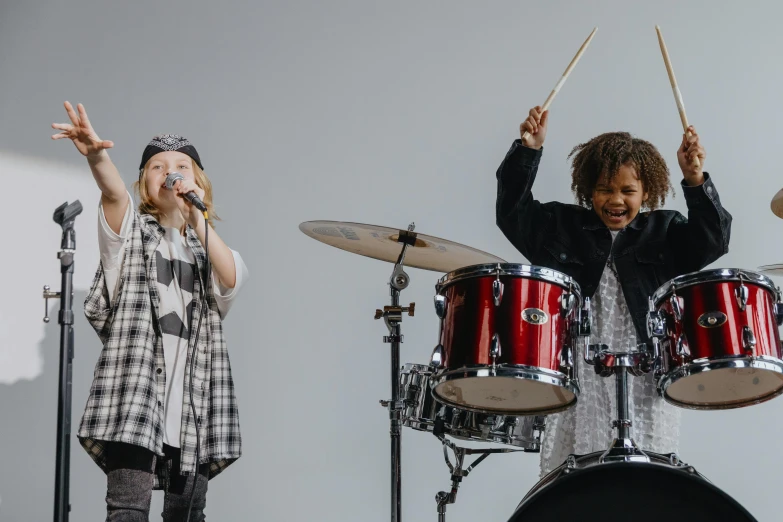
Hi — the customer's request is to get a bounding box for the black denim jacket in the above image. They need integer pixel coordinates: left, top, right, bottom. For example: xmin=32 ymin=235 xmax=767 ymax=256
xmin=495 ymin=140 xmax=732 ymax=344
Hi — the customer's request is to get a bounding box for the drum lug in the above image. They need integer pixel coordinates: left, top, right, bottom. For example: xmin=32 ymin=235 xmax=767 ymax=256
xmin=676 ymin=334 xmax=690 ymax=361
xmin=775 ymin=302 xmax=783 ymax=326
xmin=578 ymin=297 xmax=592 ymax=336
xmin=668 ymin=453 xmax=683 ymax=467
xmin=670 ymin=295 xmax=682 ymax=321
xmin=649 ymin=338 xmax=662 ymax=375
xmin=432 ymin=296 xmax=446 ymax=369
xmin=560 ymin=290 xmax=576 ymax=317
xmin=565 ymin=455 xmax=577 ymax=470
xmin=490 ymin=334 xmax=502 ymax=374
xmin=492 ymin=278 xmax=504 ymax=307
xmin=434 ymin=294 xmax=448 ymax=319
xmin=531 ymin=417 xmax=546 ymax=452
xmin=735 ymin=281 xmax=749 ymax=312
xmin=533 ymin=417 xmax=546 ymax=444
xmin=559 ymin=344 xmax=574 ymax=370
xmin=430 ymin=344 xmax=445 ymax=369
xmin=480 ymin=418 xmax=495 ymax=438
xmin=743 ymin=326 xmax=757 ymax=355
xmin=647 ymin=312 xmax=665 ymax=338
xmin=646 ymin=298 xmax=666 ymax=339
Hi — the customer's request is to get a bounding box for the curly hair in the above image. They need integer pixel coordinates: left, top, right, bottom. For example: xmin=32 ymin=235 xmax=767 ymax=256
xmin=567 ymin=131 xmax=674 ymax=210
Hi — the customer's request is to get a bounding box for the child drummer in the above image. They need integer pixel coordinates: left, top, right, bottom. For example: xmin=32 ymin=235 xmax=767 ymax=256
xmin=495 ymin=106 xmax=732 ymax=477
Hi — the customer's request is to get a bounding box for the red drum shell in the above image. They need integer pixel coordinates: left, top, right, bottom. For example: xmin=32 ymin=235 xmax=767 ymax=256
xmin=653 ymin=269 xmax=783 ymax=409
xmin=431 ymin=264 xmax=581 ymax=415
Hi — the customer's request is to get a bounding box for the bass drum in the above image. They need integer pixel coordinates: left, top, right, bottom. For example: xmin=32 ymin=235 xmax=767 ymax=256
xmin=508 ymin=451 xmax=757 ymax=522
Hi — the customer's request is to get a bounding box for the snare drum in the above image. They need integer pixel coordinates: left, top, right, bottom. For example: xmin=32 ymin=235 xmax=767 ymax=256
xmin=649 ymin=268 xmax=783 ymax=409
xmin=400 ymin=363 xmax=545 ymax=450
xmin=429 ymin=263 xmax=587 ymax=415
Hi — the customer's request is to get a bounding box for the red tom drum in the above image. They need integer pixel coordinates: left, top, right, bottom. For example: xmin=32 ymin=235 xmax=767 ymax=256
xmin=429 ymin=263 xmax=587 ymax=415
xmin=650 ymin=268 xmax=783 ymax=409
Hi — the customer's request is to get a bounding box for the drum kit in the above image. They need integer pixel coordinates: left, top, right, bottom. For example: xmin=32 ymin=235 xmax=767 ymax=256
xmin=300 ymin=199 xmax=783 ymax=521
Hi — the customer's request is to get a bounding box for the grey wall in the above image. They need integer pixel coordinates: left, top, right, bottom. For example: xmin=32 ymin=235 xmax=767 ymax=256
xmin=2 ymin=0 xmax=783 ymax=520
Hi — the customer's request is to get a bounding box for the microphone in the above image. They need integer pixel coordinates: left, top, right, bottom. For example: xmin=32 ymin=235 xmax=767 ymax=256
xmin=164 ymin=172 xmax=207 ymax=212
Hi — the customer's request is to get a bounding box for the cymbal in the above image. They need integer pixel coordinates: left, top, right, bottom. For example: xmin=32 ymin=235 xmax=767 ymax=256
xmin=772 ymin=188 xmax=783 ymax=219
xmin=299 ymin=220 xmax=506 ymax=273
xmin=758 ymin=264 xmax=783 ymax=277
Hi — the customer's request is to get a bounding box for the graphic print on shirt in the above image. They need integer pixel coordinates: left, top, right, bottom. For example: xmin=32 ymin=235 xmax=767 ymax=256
xmin=156 ymin=249 xmax=196 ymax=340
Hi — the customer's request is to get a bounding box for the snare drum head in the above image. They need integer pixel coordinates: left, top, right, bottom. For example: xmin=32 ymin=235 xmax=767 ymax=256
xmin=509 ymin=460 xmax=757 ymax=522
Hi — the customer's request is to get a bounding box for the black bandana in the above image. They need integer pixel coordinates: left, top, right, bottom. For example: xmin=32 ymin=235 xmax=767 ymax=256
xmin=139 ymin=134 xmax=203 ymax=173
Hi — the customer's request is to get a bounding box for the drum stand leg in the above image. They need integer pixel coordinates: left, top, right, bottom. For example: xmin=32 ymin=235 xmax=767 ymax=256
xmin=600 ymin=365 xmax=650 ymax=463
xmin=585 ymin=344 xmax=651 ymax=463
xmin=375 ymin=223 xmax=418 ymax=522
xmin=434 ymin=436 xmax=519 ymax=522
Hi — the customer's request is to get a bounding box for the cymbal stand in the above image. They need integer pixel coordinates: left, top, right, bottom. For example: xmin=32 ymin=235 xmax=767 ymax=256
xmin=376 ymin=223 xmax=417 ymax=522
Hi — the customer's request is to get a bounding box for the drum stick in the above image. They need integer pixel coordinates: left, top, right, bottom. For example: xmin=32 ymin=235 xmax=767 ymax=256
xmin=656 ymin=25 xmax=700 ymax=168
xmin=521 ymin=27 xmax=597 ymax=142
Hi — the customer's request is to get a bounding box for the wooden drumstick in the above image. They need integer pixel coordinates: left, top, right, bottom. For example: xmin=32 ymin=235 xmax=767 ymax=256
xmin=656 ymin=25 xmax=700 ymax=168
xmin=521 ymin=27 xmax=597 ymax=142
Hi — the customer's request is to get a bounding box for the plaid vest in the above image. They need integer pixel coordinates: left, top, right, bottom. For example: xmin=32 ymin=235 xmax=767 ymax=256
xmin=81 ymin=212 xmax=241 ymax=486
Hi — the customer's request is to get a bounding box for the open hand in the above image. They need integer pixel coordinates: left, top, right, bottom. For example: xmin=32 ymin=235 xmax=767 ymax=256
xmin=51 ymin=102 xmax=114 ymax=158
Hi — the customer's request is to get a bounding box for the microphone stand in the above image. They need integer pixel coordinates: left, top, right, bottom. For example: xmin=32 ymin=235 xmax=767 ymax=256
xmin=43 ymin=200 xmax=83 ymax=522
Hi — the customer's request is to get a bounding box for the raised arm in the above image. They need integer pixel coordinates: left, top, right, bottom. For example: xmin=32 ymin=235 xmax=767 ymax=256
xmin=496 ymin=107 xmax=554 ymax=260
xmin=52 ymin=101 xmax=128 ymax=233
xmin=668 ymin=126 xmax=732 ymax=271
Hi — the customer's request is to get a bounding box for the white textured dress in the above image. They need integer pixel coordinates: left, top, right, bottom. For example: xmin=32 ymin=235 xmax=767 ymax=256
xmin=538 ymin=231 xmax=682 ymax=477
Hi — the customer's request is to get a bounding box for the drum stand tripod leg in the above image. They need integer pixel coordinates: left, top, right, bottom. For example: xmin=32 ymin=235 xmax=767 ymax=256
xmin=434 ymin=436 xmax=519 ymax=521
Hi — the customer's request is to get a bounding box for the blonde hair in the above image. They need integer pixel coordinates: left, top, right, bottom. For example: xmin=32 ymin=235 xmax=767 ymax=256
xmin=134 ymin=159 xmax=220 ymax=227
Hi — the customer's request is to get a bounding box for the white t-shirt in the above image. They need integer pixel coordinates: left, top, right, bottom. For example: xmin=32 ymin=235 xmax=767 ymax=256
xmin=98 ymin=191 xmax=248 ymax=448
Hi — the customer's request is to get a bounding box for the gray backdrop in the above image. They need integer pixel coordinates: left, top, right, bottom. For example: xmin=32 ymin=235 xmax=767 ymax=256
xmin=2 ymin=0 xmax=783 ymax=520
